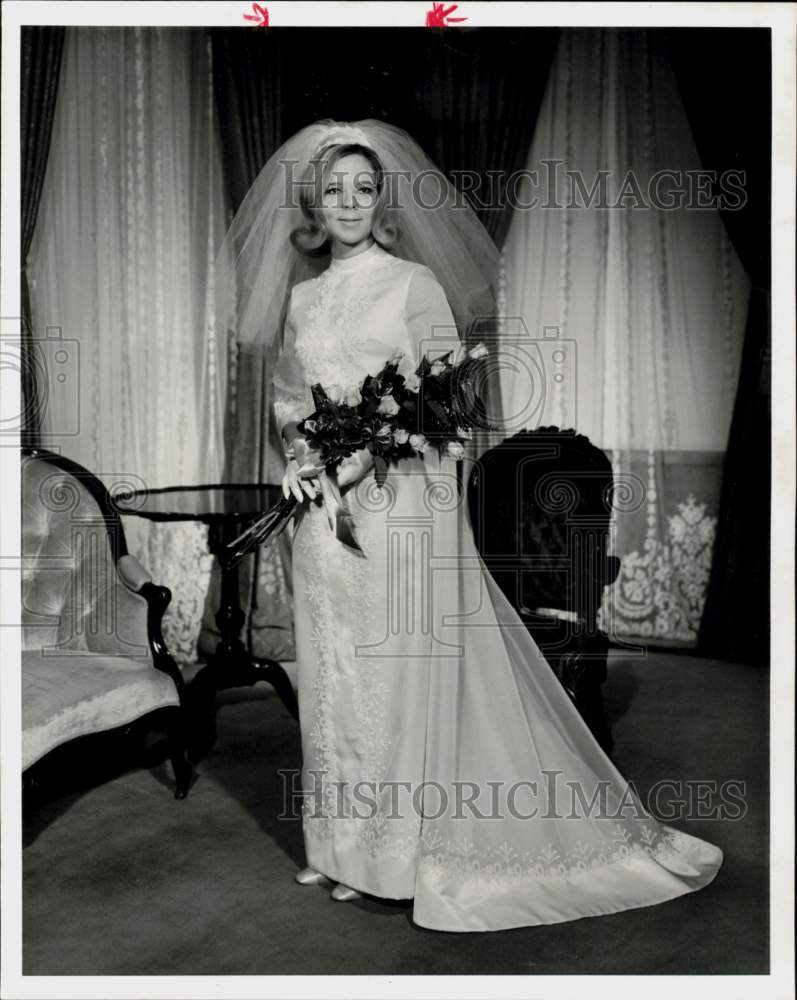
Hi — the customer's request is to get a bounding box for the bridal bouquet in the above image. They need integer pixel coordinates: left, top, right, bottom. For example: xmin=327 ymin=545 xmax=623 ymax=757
xmin=224 ymin=342 xmax=492 ymax=566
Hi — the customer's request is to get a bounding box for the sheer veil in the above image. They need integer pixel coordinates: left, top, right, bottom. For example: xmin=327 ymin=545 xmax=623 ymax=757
xmin=215 ymin=119 xmax=501 ymax=357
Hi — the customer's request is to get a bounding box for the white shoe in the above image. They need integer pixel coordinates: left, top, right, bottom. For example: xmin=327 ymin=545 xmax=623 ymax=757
xmin=294 ymin=866 xmax=330 ymax=886
xmin=331 ymin=883 xmax=363 ymax=902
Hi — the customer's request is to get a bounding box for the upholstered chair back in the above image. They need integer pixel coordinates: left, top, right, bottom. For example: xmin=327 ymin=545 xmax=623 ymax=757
xmin=467 ymin=427 xmax=620 ymax=626
xmin=21 ymin=452 xmax=149 ymax=661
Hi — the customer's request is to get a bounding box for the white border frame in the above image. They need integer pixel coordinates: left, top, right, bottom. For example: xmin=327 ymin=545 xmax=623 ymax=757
xmin=2 ymin=4 xmax=794 ymax=999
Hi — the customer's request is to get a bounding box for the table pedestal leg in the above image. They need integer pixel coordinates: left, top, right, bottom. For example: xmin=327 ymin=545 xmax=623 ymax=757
xmin=185 ymin=521 xmax=299 ymax=761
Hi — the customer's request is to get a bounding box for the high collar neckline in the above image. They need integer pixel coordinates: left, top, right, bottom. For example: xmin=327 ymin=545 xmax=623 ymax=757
xmin=327 ymin=241 xmax=386 ymax=271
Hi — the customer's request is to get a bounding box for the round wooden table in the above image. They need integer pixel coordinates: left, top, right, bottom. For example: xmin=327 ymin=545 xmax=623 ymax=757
xmin=116 ymin=483 xmax=299 ymax=760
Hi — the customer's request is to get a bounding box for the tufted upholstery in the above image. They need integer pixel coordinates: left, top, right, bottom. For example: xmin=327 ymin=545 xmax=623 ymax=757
xmin=467 ymin=427 xmax=620 ymax=622
xmin=21 ymin=452 xmax=181 ymax=772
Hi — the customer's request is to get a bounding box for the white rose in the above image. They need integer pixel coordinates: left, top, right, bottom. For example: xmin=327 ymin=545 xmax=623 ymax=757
xmin=403 ymin=372 xmax=420 ymax=393
xmin=393 ymin=428 xmax=409 ymax=445
xmin=429 ymin=360 xmax=446 ymax=376
xmin=377 ymin=394 xmax=400 ymax=416
xmin=409 ymin=433 xmax=429 ymax=453
xmin=451 ymin=343 xmax=467 ymax=365
xmin=325 ymin=383 xmax=345 ymax=403
xmin=446 ymin=440 xmax=466 ymax=460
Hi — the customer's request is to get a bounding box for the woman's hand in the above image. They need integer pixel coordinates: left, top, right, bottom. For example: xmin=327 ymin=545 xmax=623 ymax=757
xmin=282 ymin=458 xmax=319 ymax=503
xmin=292 ymin=436 xmax=325 ymax=476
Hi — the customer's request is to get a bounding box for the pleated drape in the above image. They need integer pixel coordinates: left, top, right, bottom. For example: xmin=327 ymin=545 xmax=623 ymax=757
xmin=664 ymin=28 xmax=771 ymax=665
xmin=20 ymin=26 xmax=66 ymax=449
xmin=413 ymin=27 xmax=559 ymax=248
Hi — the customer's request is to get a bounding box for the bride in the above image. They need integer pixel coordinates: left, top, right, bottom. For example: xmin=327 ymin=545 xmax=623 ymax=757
xmin=217 ymin=119 xmax=723 ymax=933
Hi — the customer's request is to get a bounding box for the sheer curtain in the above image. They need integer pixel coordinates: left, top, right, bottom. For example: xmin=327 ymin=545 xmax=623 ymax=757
xmin=27 ymin=27 xmax=229 ymax=663
xmin=499 ymin=29 xmax=749 ymax=644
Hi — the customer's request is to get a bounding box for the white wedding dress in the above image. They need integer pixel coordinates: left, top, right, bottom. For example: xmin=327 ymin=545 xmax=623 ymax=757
xmin=272 ymin=241 xmax=723 ymax=932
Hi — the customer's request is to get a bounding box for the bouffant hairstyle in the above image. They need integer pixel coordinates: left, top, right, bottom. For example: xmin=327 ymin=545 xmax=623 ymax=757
xmin=289 ymin=142 xmax=400 ymax=256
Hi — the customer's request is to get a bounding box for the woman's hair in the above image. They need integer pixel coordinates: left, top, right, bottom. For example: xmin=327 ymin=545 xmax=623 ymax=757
xmin=289 ymin=142 xmax=400 ymax=256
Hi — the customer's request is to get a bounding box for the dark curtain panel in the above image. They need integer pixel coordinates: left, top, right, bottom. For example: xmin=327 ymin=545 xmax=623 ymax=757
xmin=664 ymin=29 xmax=771 ymax=665
xmin=211 ymin=29 xmax=287 ymax=214
xmin=210 ymin=27 xmax=290 ymax=492
xmin=207 ymin=27 xmax=559 ymax=660
xmin=20 ymin=26 xmax=67 ymax=449
xmin=412 ymin=28 xmax=559 ymax=247
xmin=202 ymin=29 xmax=294 ymax=660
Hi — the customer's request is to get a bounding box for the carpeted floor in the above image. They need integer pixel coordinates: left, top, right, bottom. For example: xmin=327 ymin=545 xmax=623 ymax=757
xmin=23 ymin=650 xmax=768 ymax=976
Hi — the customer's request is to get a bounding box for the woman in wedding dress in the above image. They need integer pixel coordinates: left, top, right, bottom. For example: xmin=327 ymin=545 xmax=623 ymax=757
xmin=217 ymin=119 xmax=723 ymax=933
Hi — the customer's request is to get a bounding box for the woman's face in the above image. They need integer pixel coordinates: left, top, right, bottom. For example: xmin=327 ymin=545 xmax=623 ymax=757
xmin=318 ymin=152 xmax=379 ymax=249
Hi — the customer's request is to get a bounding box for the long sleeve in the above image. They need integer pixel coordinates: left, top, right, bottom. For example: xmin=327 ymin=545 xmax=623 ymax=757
xmin=338 ymin=268 xmax=456 ymax=491
xmin=401 ymin=263 xmax=494 ymax=462
xmin=401 ymin=264 xmax=462 ymax=373
xmin=272 ymin=294 xmax=312 ymax=454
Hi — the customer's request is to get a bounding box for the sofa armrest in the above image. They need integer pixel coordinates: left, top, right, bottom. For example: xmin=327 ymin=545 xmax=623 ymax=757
xmin=117 ymin=554 xmax=152 ymax=592
xmin=116 ymin=554 xmax=184 ymax=702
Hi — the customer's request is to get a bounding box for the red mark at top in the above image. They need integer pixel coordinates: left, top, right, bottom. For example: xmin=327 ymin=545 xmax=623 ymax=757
xmin=425 ymin=3 xmax=468 ymax=27
xmin=243 ymin=3 xmax=269 ymax=27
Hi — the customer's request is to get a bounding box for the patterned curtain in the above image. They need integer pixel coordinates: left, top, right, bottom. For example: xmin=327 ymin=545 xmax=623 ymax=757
xmin=27 ymin=27 xmax=228 ymax=665
xmin=499 ymin=29 xmax=750 ymax=645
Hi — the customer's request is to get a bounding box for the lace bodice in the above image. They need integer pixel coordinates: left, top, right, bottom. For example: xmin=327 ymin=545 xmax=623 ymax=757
xmin=271 ymin=243 xmax=460 ymax=441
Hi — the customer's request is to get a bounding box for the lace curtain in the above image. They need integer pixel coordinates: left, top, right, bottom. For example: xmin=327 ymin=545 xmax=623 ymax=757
xmin=499 ymin=29 xmax=749 ymax=644
xmin=27 ymin=27 xmax=229 ymax=664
